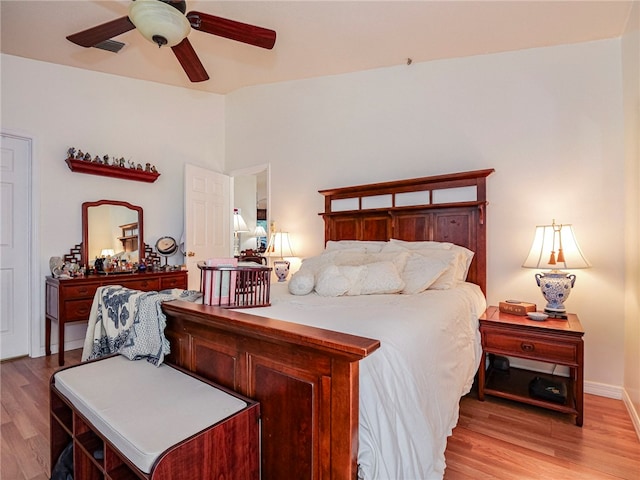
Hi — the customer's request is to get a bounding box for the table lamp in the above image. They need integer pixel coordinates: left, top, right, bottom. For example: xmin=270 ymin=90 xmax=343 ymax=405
xmin=265 ymin=231 xmax=294 ymax=281
xmin=522 ymin=220 xmax=590 ymax=316
xmin=233 ymin=208 xmax=249 ymax=256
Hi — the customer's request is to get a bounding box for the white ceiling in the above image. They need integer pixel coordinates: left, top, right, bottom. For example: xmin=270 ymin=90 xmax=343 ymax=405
xmin=1 ymin=1 xmax=634 ymax=94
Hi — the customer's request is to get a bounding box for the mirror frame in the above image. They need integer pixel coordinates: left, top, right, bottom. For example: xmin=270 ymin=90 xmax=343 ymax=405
xmin=230 ymin=163 xmax=270 ymax=254
xmin=82 ymin=200 xmax=144 ymax=267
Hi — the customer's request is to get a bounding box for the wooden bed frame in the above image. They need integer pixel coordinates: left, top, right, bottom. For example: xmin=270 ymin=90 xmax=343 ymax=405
xmin=163 ymin=168 xmax=494 ymax=479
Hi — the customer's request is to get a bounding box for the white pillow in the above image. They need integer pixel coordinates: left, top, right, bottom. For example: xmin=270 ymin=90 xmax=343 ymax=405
xmin=315 ymin=264 xmax=364 ymax=297
xmin=288 ymin=270 xmax=315 ymax=295
xmin=359 ymin=261 xmax=405 ymax=295
xmin=314 ymin=262 xmax=404 ymax=296
xmin=401 ymin=253 xmax=451 ymax=294
xmin=449 ymin=245 xmax=475 ymax=282
xmin=333 ymin=250 xmax=409 ymax=273
xmin=388 ymin=239 xmax=453 ymax=250
xmin=325 ymin=240 xmax=386 ymax=253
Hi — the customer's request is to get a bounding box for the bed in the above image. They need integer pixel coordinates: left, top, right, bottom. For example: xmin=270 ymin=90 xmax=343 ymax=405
xmin=162 ymin=168 xmax=494 ymax=479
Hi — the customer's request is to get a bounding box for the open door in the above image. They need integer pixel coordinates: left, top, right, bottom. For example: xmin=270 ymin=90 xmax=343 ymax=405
xmin=184 ymin=164 xmax=231 ymax=291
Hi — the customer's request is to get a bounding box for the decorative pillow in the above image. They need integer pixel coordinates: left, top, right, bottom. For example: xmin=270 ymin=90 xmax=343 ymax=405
xmin=314 ymin=262 xmax=404 ymax=296
xmin=325 ymin=240 xmax=386 ymax=253
xmin=400 ymin=253 xmax=451 ymax=294
xmin=359 ymin=261 xmax=405 ymax=295
xmin=315 ymin=264 xmax=363 ymax=297
xmin=288 ymin=270 xmax=315 ymax=295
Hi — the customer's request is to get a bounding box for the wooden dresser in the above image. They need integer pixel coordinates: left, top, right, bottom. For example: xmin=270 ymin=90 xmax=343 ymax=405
xmin=45 ymin=270 xmax=188 ymax=365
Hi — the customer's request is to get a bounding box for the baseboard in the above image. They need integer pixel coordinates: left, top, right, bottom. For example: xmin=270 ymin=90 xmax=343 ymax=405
xmin=584 ymin=380 xmax=623 ymax=399
xmin=622 ymin=389 xmax=640 ymax=441
xmin=35 ymin=339 xmax=84 ymax=358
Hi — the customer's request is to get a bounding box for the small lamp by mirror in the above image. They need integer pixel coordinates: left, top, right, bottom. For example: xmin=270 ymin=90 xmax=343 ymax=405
xmin=522 ymin=220 xmax=591 ymax=316
xmin=254 ymin=225 xmax=267 ymax=251
xmin=265 ymin=231 xmax=294 ymax=282
xmin=233 ymin=209 xmax=249 ymax=256
xmin=100 ymin=248 xmax=115 ymax=258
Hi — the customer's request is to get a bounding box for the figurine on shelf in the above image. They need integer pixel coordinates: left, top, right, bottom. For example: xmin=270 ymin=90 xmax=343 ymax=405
xmin=128 ymin=160 xmax=135 ymax=169
xmin=118 ymin=157 xmax=126 ymax=167
xmin=151 ymin=165 xmax=158 ymax=173
xmin=93 ymin=155 xmax=101 ymax=163
xmin=83 ymin=152 xmax=92 ymax=161
xmin=76 ymin=149 xmax=84 ymax=159
xmin=67 ymin=147 xmax=76 ymax=159
xmin=103 ymin=154 xmax=110 ymax=165
xmin=136 ymin=163 xmax=143 ymax=170
xmin=145 ymin=163 xmax=151 ymax=172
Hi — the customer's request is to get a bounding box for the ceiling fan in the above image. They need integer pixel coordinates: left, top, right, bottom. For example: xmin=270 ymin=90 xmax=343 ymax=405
xmin=66 ymin=0 xmax=276 ymax=83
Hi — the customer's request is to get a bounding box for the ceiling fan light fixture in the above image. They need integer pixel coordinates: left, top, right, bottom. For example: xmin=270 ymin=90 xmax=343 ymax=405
xmin=129 ymin=0 xmax=191 ymax=48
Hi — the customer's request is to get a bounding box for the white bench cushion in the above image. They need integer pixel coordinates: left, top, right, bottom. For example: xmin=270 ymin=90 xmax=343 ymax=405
xmin=54 ymin=355 xmax=247 ymax=473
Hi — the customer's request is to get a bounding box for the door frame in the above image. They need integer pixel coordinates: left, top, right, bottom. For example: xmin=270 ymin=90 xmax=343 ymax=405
xmin=1 ymin=130 xmax=39 ymax=357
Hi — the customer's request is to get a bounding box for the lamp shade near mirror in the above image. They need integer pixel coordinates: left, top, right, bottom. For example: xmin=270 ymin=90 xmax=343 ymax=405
xmin=522 ymin=220 xmax=590 ymax=316
xmin=265 ymin=231 xmax=294 ymax=282
xmin=233 ymin=209 xmax=249 ymax=256
xmin=254 ymin=225 xmax=267 ymax=250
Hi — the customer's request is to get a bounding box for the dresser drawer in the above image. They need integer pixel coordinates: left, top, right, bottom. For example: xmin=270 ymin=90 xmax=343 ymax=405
xmin=160 ymin=274 xmax=187 ymax=290
xmin=483 ymin=331 xmax=579 ymax=364
xmin=63 ymin=299 xmax=93 ymax=321
xmin=60 ymin=283 xmax=102 ymax=299
xmin=118 ymin=278 xmax=161 ymax=291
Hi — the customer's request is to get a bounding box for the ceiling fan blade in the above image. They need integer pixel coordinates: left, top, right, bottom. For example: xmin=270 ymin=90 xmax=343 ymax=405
xmin=171 ymin=38 xmax=210 ymax=82
xmin=67 ymin=16 xmax=135 ymax=48
xmin=187 ymin=11 xmax=276 ymax=50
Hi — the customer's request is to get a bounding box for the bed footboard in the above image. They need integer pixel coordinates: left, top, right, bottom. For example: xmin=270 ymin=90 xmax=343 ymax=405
xmin=162 ymin=300 xmax=380 ymax=480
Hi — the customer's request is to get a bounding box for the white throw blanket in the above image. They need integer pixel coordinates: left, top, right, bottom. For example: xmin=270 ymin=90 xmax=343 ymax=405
xmin=82 ymin=286 xmax=201 ymax=365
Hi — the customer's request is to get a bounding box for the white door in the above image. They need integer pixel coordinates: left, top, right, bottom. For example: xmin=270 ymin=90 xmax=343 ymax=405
xmin=184 ymin=164 xmax=231 ymax=290
xmin=0 ymin=134 xmax=32 ymax=359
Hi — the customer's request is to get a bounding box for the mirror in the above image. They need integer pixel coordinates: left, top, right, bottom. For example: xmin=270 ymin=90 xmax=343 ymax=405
xmin=232 ymin=165 xmax=269 ymax=254
xmin=82 ymin=200 xmax=144 ymax=268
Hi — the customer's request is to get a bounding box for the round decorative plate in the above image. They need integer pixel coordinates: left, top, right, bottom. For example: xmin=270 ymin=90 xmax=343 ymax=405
xmin=155 ymin=236 xmax=178 ymax=256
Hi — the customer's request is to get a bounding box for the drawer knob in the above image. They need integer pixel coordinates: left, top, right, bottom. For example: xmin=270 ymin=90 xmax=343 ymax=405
xmin=520 ymin=342 xmax=535 ymax=352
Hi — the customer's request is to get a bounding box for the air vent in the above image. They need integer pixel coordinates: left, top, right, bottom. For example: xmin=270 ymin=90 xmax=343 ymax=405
xmin=92 ymin=40 xmax=125 ymax=53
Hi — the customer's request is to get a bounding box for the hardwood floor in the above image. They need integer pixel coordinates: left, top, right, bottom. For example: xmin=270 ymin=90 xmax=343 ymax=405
xmin=1 ymin=349 xmax=639 ymax=479
xmin=445 ymin=391 xmax=640 ymax=480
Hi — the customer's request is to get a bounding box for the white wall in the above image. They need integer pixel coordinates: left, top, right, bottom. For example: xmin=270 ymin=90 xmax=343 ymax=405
xmin=1 ymin=54 xmax=226 ymax=355
xmin=622 ymin=0 xmax=640 ymax=434
xmin=226 ymin=39 xmax=628 ymax=391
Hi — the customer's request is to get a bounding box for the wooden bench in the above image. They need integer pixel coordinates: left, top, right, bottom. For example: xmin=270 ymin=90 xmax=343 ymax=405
xmin=50 ymin=355 xmax=260 ymax=480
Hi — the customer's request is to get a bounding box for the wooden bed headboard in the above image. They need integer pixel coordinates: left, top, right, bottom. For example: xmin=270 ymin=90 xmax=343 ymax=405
xmin=319 ymin=168 xmax=494 ymax=295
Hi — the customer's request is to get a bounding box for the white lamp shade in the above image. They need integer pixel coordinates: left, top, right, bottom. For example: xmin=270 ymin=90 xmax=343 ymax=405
xmin=233 ymin=210 xmax=249 ymax=232
xmin=522 ymin=222 xmax=591 ymax=270
xmin=101 ymin=249 xmax=115 ymax=257
xmin=265 ymin=232 xmax=294 ymax=258
xmin=254 ymin=225 xmax=267 ymax=237
xmin=129 ymin=0 xmax=191 ymax=47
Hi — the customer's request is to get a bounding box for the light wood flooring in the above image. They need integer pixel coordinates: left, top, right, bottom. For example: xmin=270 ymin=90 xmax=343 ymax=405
xmin=1 ymin=349 xmax=639 ymax=479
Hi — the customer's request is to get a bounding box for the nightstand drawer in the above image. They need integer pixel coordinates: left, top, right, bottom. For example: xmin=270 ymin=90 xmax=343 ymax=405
xmin=483 ymin=331 xmax=579 ymax=364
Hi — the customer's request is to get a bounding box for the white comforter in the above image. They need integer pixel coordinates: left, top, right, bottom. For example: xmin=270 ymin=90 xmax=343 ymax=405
xmin=248 ymin=282 xmax=486 ymax=480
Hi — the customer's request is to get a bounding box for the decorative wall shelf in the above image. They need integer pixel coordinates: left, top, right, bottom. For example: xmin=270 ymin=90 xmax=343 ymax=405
xmin=65 ymin=158 xmax=160 ymax=183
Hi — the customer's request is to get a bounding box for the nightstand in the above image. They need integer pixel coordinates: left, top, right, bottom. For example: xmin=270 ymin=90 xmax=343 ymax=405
xmin=478 ymin=306 xmax=584 ymax=426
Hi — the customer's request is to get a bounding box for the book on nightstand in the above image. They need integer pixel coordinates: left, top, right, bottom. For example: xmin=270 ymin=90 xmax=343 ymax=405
xmin=498 ymin=300 xmax=536 ymax=316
